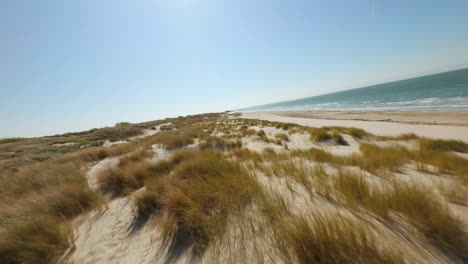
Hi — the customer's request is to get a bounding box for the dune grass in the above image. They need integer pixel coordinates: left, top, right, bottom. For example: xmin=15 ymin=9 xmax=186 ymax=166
xmin=275 ymin=213 xmax=403 ymax=264
xmin=0 ymin=160 xmax=101 ymax=264
xmin=0 ymin=114 xmax=222 ymax=263
xmin=132 ymin=150 xmax=263 ymax=259
xmin=2 ymin=113 xmax=467 ymax=263
xmin=332 ymin=171 xmax=467 ymax=261
xmin=0 ymin=140 xmax=137 ymax=264
xmin=83 ymin=124 xmax=143 ymax=143
xmin=389 ymin=133 xmax=419 ymax=140
xmin=257 ymin=193 xmax=403 ymax=264
xmin=420 ymin=138 xmax=468 ymax=153
xmin=390 ymin=182 xmax=467 ymax=261
xmin=199 ymin=136 xmax=242 ymax=151
xmin=275 ymin=132 xmax=289 ymax=142
xmin=133 ymin=188 xmax=163 ymax=220
xmin=357 ymin=143 xmax=408 ymax=173
xmin=331 ymin=131 xmax=347 ymax=145
xmin=240 ymin=128 xmax=257 ymax=137
xmin=161 ymin=151 xmax=262 ymax=258
xmin=325 ymin=126 xmax=371 ymax=139
xmin=117 ymin=148 xmax=152 ymax=167
xmin=308 ymin=127 xmax=348 ymax=145
xmin=256 ymin=129 xmax=267 ymax=138
xmin=309 ymin=127 xmax=331 ymax=142
xmin=97 ymin=150 xmax=181 ymax=198
xmin=0 ymin=137 xmax=26 ymax=144
xmin=413 ymin=145 xmax=468 ymax=181
xmin=333 ymin=171 xmax=390 ymax=217
xmin=147 ymin=126 xmax=202 ymax=149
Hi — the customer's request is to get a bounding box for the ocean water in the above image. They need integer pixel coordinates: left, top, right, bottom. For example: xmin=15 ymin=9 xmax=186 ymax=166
xmin=241 ymin=68 xmax=468 ymax=111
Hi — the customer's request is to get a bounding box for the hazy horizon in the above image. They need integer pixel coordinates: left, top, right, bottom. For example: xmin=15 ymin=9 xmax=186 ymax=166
xmin=2 ymin=1 xmax=468 ymax=137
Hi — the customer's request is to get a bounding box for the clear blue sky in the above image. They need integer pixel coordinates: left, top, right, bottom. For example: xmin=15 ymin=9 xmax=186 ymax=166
xmin=2 ymin=0 xmax=468 ymax=137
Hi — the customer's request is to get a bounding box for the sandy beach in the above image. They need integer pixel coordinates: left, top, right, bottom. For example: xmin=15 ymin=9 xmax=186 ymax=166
xmin=242 ymin=110 xmax=468 ymax=142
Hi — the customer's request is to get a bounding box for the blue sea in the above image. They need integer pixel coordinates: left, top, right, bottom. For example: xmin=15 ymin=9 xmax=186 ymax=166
xmin=241 ymin=68 xmax=468 ymax=112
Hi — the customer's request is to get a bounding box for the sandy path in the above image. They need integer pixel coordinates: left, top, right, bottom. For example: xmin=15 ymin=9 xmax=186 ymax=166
xmin=66 ymin=196 xmax=161 ymax=264
xmin=64 ymin=157 xmax=162 ymax=263
xmin=242 ymin=112 xmax=468 ymax=142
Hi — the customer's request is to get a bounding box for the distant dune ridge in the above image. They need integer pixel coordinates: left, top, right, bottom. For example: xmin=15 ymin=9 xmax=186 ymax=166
xmin=1 ymin=112 xmax=467 ymax=264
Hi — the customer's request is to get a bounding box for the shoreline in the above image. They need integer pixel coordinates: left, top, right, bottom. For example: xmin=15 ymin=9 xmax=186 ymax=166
xmin=258 ymin=110 xmax=468 ymax=127
xmin=242 ymin=110 xmax=468 ymax=142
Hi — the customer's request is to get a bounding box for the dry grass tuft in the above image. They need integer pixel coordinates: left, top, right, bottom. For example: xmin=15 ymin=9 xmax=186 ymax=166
xmin=256 ymin=129 xmax=267 ymax=138
xmin=230 ymin=148 xmax=263 ymax=162
xmin=334 ymin=171 xmax=389 ymax=217
xmin=0 ymin=138 xmax=26 ymax=144
xmin=240 ymin=128 xmax=257 ymax=137
xmin=326 ymin=126 xmax=371 ymax=139
xmin=148 ymin=127 xmax=202 ymax=149
xmin=308 ymin=127 xmax=348 ymax=145
xmin=133 ymin=188 xmax=162 ymax=221
xmin=199 ymin=136 xmax=242 ymax=151
xmin=331 ymin=131 xmax=347 ymax=145
xmin=137 ymin=150 xmax=263 ymax=259
xmin=98 ymin=160 xmax=164 ymax=197
xmin=333 ymin=172 xmax=467 ymax=261
xmin=420 ymin=138 xmax=468 ymax=153
xmin=0 ymin=161 xmax=100 ymax=264
xmin=390 ymin=183 xmax=467 ymax=261
xmin=275 ymin=133 xmax=289 ymax=142
xmin=0 ymin=215 xmax=70 ymax=264
xmin=278 ymin=214 xmax=403 ymax=264
xmin=414 ymin=147 xmax=468 ymax=181
xmin=390 ymin=133 xmax=419 ymax=140
xmin=357 ymin=143 xmax=408 ymax=173
xmin=309 ymin=127 xmax=331 ymax=142
xmin=259 ymin=194 xmax=403 ymax=264
xmin=118 ymin=148 xmax=152 ymax=167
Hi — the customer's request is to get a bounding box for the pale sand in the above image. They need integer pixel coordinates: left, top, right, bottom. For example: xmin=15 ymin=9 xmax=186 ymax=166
xmin=242 ymin=111 xmax=468 ymax=142
xmin=268 ymin=110 xmax=468 ymax=126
